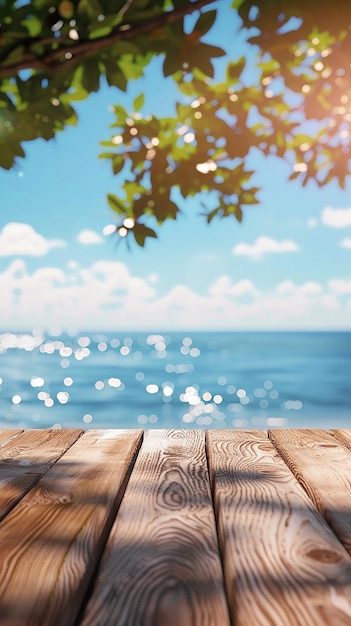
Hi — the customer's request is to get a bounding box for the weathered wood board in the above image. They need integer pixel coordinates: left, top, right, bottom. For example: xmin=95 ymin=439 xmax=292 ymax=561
xmin=0 ymin=428 xmax=83 ymax=520
xmin=0 ymin=429 xmax=143 ymax=626
xmin=207 ymin=429 xmax=351 ymax=626
xmin=0 ymin=430 xmax=23 ymax=447
xmin=80 ymin=429 xmax=231 ymax=626
xmin=330 ymin=429 xmax=351 ymax=451
xmin=268 ymin=428 xmax=351 ymax=555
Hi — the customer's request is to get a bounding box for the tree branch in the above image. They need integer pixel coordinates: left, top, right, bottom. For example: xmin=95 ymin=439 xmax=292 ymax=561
xmin=0 ymin=0 xmax=217 ymax=79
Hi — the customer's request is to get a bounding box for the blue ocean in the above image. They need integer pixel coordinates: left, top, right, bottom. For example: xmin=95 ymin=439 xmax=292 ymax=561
xmin=0 ymin=331 xmax=350 ymax=431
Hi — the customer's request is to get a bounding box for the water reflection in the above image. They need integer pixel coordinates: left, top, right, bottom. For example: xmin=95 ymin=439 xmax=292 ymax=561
xmin=0 ymin=330 xmax=349 ymax=430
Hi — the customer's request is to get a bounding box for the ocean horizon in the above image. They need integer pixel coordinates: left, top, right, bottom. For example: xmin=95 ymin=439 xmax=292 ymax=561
xmin=1 ymin=329 xmax=350 ymax=431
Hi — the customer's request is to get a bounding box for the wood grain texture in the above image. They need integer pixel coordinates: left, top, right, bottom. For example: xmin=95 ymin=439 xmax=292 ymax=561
xmin=80 ymin=429 xmax=231 ymax=626
xmin=0 ymin=429 xmax=143 ymax=626
xmin=0 ymin=430 xmax=23 ymax=447
xmin=330 ymin=429 xmax=351 ymax=451
xmin=207 ymin=429 xmax=351 ymax=626
xmin=269 ymin=429 xmax=351 ymax=555
xmin=0 ymin=428 xmax=82 ymax=520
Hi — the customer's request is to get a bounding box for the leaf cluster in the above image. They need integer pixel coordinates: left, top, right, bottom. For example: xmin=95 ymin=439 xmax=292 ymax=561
xmin=2 ymin=0 xmax=351 ymax=245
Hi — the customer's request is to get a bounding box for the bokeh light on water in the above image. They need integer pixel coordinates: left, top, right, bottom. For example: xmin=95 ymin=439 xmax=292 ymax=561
xmin=0 ymin=330 xmax=350 ymax=430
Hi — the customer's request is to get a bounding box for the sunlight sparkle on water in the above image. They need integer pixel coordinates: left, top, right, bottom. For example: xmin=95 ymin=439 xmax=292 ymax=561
xmin=0 ymin=330 xmax=323 ymax=430
xmin=162 ymin=383 xmax=174 ymax=397
xmin=146 ymin=384 xmax=159 ymax=394
xmin=218 ymin=377 xmax=227 ymax=385
xmin=60 ymin=347 xmax=73 ymax=357
xmin=78 ymin=337 xmax=91 ymax=347
xmin=283 ymin=400 xmax=303 ymax=410
xmin=75 ymin=347 xmax=90 ymax=360
xmin=213 ymin=395 xmax=223 ymax=404
xmin=38 ymin=391 xmax=49 ymax=401
xmin=108 ymin=377 xmax=122 ymax=388
xmin=57 ymin=392 xmax=69 ymax=404
xmin=30 ymin=376 xmax=45 ymax=388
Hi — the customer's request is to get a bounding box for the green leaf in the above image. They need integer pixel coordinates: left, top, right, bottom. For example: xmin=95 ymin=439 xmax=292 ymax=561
xmin=112 ymin=155 xmax=125 ymax=175
xmin=206 ymin=207 xmax=220 ymax=223
xmin=133 ymin=223 xmax=157 ymax=247
xmin=3 ymin=45 xmax=25 ymax=68
xmin=0 ymin=139 xmax=25 ymax=168
xmin=193 ymin=10 xmax=217 ymax=36
xmin=81 ymin=58 xmax=100 ymax=92
xmin=118 ymin=58 xmax=144 ymax=81
xmin=190 ymin=47 xmax=215 ymax=78
xmin=133 ymin=93 xmax=144 ymax=112
xmin=241 ymin=191 xmax=259 ymax=205
xmin=21 ymin=15 xmax=42 ymax=37
xmin=163 ymin=49 xmax=180 ymax=77
xmin=88 ymin=25 xmax=113 ymax=39
xmin=227 ymin=58 xmax=246 ymax=81
xmin=105 ymin=62 xmax=127 ymax=90
xmin=107 ymin=193 xmax=125 ymax=215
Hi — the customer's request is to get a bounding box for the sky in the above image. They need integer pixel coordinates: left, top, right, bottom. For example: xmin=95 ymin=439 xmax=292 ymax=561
xmin=1 ymin=1 xmax=351 ymax=333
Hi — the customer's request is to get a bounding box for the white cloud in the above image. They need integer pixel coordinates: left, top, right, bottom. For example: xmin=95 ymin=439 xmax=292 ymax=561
xmin=277 ymin=280 xmax=322 ymax=296
xmin=322 ymin=207 xmax=351 ymax=228
xmin=0 ymin=222 xmax=65 ymax=257
xmin=276 ymin=280 xmax=295 ymax=294
xmin=297 ymin=281 xmax=322 ymax=296
xmin=0 ymin=260 xmax=350 ymax=331
xmin=341 ymin=238 xmax=351 ymax=249
xmin=77 ymin=229 xmax=103 ymax=245
xmin=233 ymin=236 xmax=299 ymax=259
xmin=209 ymin=276 xmax=258 ymax=297
xmin=329 ymin=278 xmax=351 ymax=294
xmin=318 ymin=295 xmax=340 ymax=310
xmin=0 ymin=259 xmax=156 ymax=330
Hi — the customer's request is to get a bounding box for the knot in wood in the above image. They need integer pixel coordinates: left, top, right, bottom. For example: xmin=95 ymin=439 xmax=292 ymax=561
xmin=162 ymin=480 xmax=187 ymax=509
xmin=306 ymin=548 xmax=341 ymax=564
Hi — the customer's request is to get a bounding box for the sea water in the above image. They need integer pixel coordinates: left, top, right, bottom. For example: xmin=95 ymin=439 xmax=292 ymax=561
xmin=0 ymin=331 xmax=350 ymax=431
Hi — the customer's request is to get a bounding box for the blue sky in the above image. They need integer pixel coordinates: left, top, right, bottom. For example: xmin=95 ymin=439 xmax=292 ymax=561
xmin=1 ymin=1 xmax=351 ymax=332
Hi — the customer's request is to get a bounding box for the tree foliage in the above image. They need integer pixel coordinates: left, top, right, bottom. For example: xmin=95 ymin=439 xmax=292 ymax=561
xmin=1 ymin=0 xmax=351 ymax=245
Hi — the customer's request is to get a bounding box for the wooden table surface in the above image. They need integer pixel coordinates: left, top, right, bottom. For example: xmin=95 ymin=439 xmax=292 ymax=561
xmin=0 ymin=428 xmax=351 ymax=625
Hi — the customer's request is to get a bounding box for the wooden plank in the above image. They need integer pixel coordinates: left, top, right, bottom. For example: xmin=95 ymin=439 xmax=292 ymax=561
xmin=0 ymin=430 xmax=23 ymax=447
xmin=80 ymin=429 xmax=231 ymax=626
xmin=330 ymin=429 xmax=351 ymax=451
xmin=0 ymin=429 xmax=143 ymax=626
xmin=0 ymin=428 xmax=83 ymax=521
xmin=269 ymin=429 xmax=351 ymax=555
xmin=207 ymin=429 xmax=351 ymax=626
